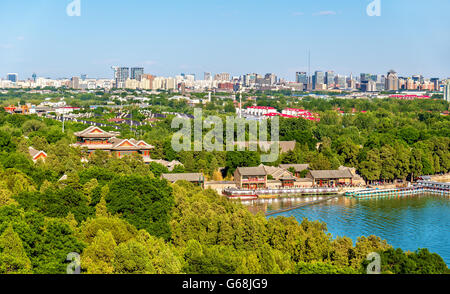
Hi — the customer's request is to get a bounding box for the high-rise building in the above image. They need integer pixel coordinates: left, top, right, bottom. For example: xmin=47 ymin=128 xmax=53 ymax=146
xmin=112 ymin=66 xmax=130 ymax=88
xmin=325 ymin=71 xmax=335 ymax=87
xmin=265 ymin=73 xmax=277 ymax=85
xmin=360 ymin=73 xmax=370 ymax=83
xmin=80 ymin=74 xmax=88 ymax=81
xmin=335 ymin=75 xmax=347 ymax=89
xmin=412 ymin=75 xmax=424 ymax=83
xmin=185 ymin=74 xmax=195 ymax=82
xmin=214 ymin=73 xmax=230 ymax=81
xmin=313 ymin=71 xmax=325 ymax=90
xmin=32 ymin=73 xmax=37 ymax=83
xmin=131 ymin=67 xmax=144 ymax=81
xmin=204 ymin=72 xmax=212 ymax=81
xmin=296 ymin=72 xmax=308 ymax=84
xmin=360 ymin=80 xmax=376 ymax=92
xmin=430 ymin=78 xmax=440 ymax=91
xmin=7 ymin=73 xmax=18 ymax=83
xmin=370 ymin=74 xmax=379 ymax=82
xmin=71 ymin=77 xmax=80 ymax=89
xmin=385 ymin=70 xmax=399 ymax=91
xmin=444 ymin=81 xmax=450 ymax=103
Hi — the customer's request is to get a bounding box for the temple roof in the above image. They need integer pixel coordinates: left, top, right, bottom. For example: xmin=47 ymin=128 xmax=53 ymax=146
xmin=73 ymin=127 xmax=154 ymax=151
xmin=162 ymin=173 xmax=204 ymax=183
xmin=74 ymin=126 xmax=120 ymax=139
xmin=279 ymin=164 xmax=310 ymax=172
xmin=28 ymin=147 xmax=47 ymax=159
xmin=308 ymin=170 xmax=353 ymax=180
xmin=236 ymin=166 xmax=267 ymax=176
xmin=110 ymin=138 xmax=154 ymax=151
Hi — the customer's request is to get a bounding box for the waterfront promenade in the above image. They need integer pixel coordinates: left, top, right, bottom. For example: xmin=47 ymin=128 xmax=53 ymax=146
xmin=345 ymin=181 xmax=450 ymax=199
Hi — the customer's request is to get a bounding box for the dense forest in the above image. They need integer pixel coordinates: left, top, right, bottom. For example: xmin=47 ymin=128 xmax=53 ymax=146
xmin=0 ymin=102 xmax=449 ymax=274
xmin=141 ymin=97 xmax=450 ymax=182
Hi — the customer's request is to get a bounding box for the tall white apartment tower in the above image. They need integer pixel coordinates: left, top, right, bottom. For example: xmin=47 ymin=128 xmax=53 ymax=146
xmin=444 ymin=80 xmax=450 ymax=103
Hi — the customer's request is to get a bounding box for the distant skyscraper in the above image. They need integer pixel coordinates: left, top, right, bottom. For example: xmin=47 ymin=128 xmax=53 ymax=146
xmin=444 ymin=81 xmax=450 ymax=103
xmin=325 ymin=71 xmax=335 ymax=87
xmin=214 ymin=73 xmax=230 ymax=81
xmin=313 ymin=71 xmax=325 ymax=89
xmin=6 ymin=73 xmax=18 ymax=83
xmin=412 ymin=75 xmax=424 ymax=83
xmin=360 ymin=73 xmax=371 ymax=83
xmin=265 ymin=73 xmax=277 ymax=85
xmin=112 ymin=66 xmax=130 ymax=88
xmin=335 ymin=75 xmax=347 ymax=89
xmin=204 ymin=72 xmax=212 ymax=81
xmin=131 ymin=67 xmax=144 ymax=81
xmin=296 ymin=72 xmax=308 ymax=84
xmin=386 ymin=70 xmax=399 ymax=91
xmin=430 ymin=78 xmax=440 ymax=91
xmin=32 ymin=73 xmax=37 ymax=83
xmin=71 ymin=77 xmax=80 ymax=89
xmin=80 ymin=74 xmax=87 ymax=81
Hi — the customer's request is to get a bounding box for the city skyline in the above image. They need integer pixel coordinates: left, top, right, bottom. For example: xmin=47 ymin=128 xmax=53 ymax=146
xmin=0 ymin=0 xmax=449 ymax=79
xmin=1 ymin=67 xmax=449 ymax=82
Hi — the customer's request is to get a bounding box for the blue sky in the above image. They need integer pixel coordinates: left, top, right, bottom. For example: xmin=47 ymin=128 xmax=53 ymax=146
xmin=0 ymin=0 xmax=449 ymax=80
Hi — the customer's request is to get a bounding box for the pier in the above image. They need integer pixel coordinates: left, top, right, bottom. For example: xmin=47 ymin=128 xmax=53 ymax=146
xmin=224 ymin=187 xmax=339 ymax=200
xmin=345 ymin=181 xmax=450 ymax=199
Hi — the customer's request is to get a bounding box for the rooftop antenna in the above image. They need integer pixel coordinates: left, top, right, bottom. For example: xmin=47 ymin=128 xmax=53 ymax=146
xmin=239 ymin=91 xmax=242 ymax=118
xmin=308 ymin=49 xmax=311 ymax=90
xmin=130 ymin=108 xmax=133 ymax=134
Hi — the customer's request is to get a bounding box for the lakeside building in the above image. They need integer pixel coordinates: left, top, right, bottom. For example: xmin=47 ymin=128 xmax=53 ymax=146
xmin=279 ymin=164 xmax=310 ymax=178
xmin=234 ymin=167 xmax=268 ymax=190
xmin=306 ymin=170 xmax=354 ymax=186
xmin=161 ymin=173 xmax=205 ymax=187
xmin=261 ymin=165 xmax=298 ymax=188
xmin=186 ymin=164 xmax=364 ymax=195
xmin=73 ymin=126 xmax=154 ymax=163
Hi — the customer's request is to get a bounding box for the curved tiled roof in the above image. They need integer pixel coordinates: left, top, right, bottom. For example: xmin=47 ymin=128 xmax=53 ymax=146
xmin=236 ymin=166 xmax=267 ymax=176
xmin=308 ymin=170 xmax=353 ymax=179
xmin=74 ymin=126 xmax=120 ymax=138
xmin=162 ymin=173 xmax=204 ymax=183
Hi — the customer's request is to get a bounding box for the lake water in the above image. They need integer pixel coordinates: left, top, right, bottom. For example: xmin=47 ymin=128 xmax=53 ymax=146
xmin=245 ymin=194 xmax=450 ymax=265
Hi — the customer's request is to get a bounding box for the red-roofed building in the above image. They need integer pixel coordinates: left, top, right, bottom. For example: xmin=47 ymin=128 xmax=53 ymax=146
xmin=73 ymin=126 xmax=154 ymax=163
xmin=28 ymin=147 xmax=47 ymax=163
xmin=282 ymin=108 xmax=320 ymax=121
xmin=245 ymin=106 xmax=278 ymax=116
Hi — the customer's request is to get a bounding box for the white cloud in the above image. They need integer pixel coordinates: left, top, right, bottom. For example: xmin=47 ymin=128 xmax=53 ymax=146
xmin=17 ymin=36 xmax=25 ymax=41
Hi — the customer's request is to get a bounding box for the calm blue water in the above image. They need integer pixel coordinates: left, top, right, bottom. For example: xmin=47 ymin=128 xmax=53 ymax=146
xmin=267 ymin=195 xmax=450 ymax=265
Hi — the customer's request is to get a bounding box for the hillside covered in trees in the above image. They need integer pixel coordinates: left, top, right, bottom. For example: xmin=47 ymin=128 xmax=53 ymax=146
xmin=0 ymin=99 xmax=449 ymax=274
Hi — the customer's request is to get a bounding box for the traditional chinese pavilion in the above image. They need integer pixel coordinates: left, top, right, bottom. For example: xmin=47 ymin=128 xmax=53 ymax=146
xmin=73 ymin=126 xmax=154 ymax=163
xmin=28 ymin=147 xmax=47 ymax=163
